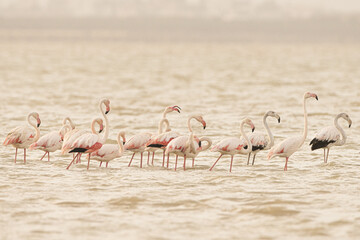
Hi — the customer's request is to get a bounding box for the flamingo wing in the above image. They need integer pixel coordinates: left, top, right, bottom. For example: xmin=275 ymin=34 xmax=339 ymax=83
xmin=268 ymin=136 xmax=302 ymax=159
xmin=91 ymin=144 xmax=119 ymax=159
xmin=147 ymin=131 xmax=180 ymax=148
xmin=310 ymin=126 xmax=339 ymax=150
xmin=124 ymin=133 xmax=152 ymax=150
xmin=211 ymin=137 xmax=243 ymax=153
xmin=3 ymin=126 xmax=34 ymax=145
xmin=30 ymin=131 xmax=62 ymax=151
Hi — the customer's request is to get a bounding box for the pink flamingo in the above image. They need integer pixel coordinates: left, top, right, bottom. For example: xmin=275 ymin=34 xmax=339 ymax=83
xmin=66 ymin=99 xmax=111 ymax=170
xmin=91 ymin=131 xmax=126 ymax=168
xmin=310 ymin=113 xmax=352 ymax=163
xmin=3 ymin=112 xmax=41 ymax=164
xmin=241 ymin=111 xmax=281 ymax=165
xmin=210 ymin=118 xmax=255 ymax=172
xmin=165 ymin=114 xmax=209 ymax=171
xmin=145 ymin=105 xmax=181 ymax=165
xmin=267 ymin=92 xmax=318 ymax=171
xmin=29 ymin=125 xmax=72 ymax=161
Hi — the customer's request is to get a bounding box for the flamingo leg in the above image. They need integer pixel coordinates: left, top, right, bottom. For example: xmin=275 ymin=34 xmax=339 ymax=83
xmin=183 ymin=155 xmax=187 ymax=171
xmin=284 ymin=157 xmax=288 ymax=171
xmin=162 ymin=151 xmax=165 ymax=167
xmin=252 ymin=153 xmax=256 ymax=165
xmin=166 ymin=154 xmax=170 ymax=168
xmin=106 ymin=162 xmax=108 ymax=168
xmin=247 ymin=153 xmax=251 ymax=165
xmin=323 ymin=149 xmax=326 ymax=163
xmin=78 ymin=153 xmax=82 ymax=163
xmin=174 ymin=155 xmax=178 ymax=171
xmin=192 ymin=158 xmax=195 ymax=168
xmin=152 ymin=152 xmax=155 ymax=166
xmin=325 ymin=148 xmax=330 ymax=163
xmin=24 ymin=148 xmax=26 ymax=164
xmin=147 ymin=152 xmax=150 ymax=165
xmin=229 ymin=155 xmax=233 ymax=172
xmin=39 ymin=152 xmax=47 ymax=161
xmin=87 ymin=153 xmax=90 ymax=170
xmin=66 ymin=153 xmax=79 ymax=170
xmin=14 ymin=148 xmax=18 ymax=163
xmin=209 ymin=154 xmax=223 ymax=171
xmin=99 ymin=162 xmax=102 ymax=167
xmin=128 ymin=153 xmax=135 ymax=167
xmin=48 ymin=152 xmax=50 ymax=161
xmin=140 ymin=152 xmax=143 ymax=168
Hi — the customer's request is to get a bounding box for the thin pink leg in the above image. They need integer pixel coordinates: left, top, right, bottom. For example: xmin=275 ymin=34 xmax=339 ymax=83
xmin=39 ymin=152 xmax=47 ymax=161
xmin=14 ymin=148 xmax=17 ymax=163
xmin=79 ymin=153 xmax=82 ymax=163
xmin=229 ymin=155 xmax=233 ymax=172
xmin=48 ymin=152 xmax=50 ymax=161
xmin=183 ymin=155 xmax=187 ymax=171
xmin=162 ymin=151 xmax=165 ymax=167
xmin=140 ymin=152 xmax=143 ymax=168
xmin=192 ymin=158 xmax=195 ymax=168
xmin=166 ymin=154 xmax=170 ymax=168
xmin=284 ymin=157 xmax=288 ymax=171
xmin=87 ymin=153 xmax=90 ymax=170
xmin=99 ymin=162 xmax=102 ymax=167
xmin=66 ymin=153 xmax=78 ymax=170
xmin=152 ymin=152 xmax=155 ymax=165
xmin=106 ymin=162 xmax=108 ymax=168
xmin=24 ymin=148 xmax=26 ymax=164
xmin=209 ymin=154 xmax=223 ymax=171
xmin=325 ymin=148 xmax=330 ymax=163
xmin=128 ymin=153 xmax=135 ymax=167
xmin=174 ymin=155 xmax=178 ymax=171
xmin=323 ymin=149 xmax=326 ymax=163
xmin=147 ymin=152 xmax=150 ymax=165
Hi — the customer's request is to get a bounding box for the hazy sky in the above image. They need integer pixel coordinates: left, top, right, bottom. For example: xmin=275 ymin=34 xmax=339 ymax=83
xmin=1 ymin=0 xmax=360 ymax=20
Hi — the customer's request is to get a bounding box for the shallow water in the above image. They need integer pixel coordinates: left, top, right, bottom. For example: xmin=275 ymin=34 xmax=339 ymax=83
xmin=0 ymin=38 xmax=359 ymax=239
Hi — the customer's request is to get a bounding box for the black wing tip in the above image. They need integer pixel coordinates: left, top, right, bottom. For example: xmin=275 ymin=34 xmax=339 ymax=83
xmin=147 ymin=144 xmax=165 ymax=148
xmin=69 ymin=148 xmax=88 ymax=153
xmin=309 ymin=138 xmax=335 ymax=151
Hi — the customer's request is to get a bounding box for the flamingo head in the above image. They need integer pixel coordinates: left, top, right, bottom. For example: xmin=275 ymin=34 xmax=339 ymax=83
xmin=266 ymin=111 xmax=281 ymax=123
xmin=119 ymin=131 xmax=126 ymax=145
xmin=96 ymin=118 xmax=104 ymax=133
xmin=166 ymin=105 xmax=181 ymax=113
xmin=243 ymin=118 xmax=255 ymax=132
xmin=101 ymin=98 xmax=111 ymax=114
xmin=30 ymin=112 xmax=41 ymax=127
xmin=339 ymin=113 xmax=352 ymax=128
xmin=194 ymin=115 xmax=206 ymax=129
xmin=304 ymin=92 xmax=318 ymax=100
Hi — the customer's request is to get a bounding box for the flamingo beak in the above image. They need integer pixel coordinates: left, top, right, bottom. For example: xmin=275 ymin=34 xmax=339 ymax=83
xmin=99 ymin=125 xmax=104 ymax=133
xmin=123 ymin=142 xmax=126 ymax=145
xmin=202 ymin=121 xmax=206 ymax=129
xmin=37 ymin=119 xmax=41 ymax=127
xmin=251 ymin=125 xmax=255 ymax=132
xmin=315 ymin=95 xmax=318 ymax=100
xmin=278 ymin=117 xmax=281 ymax=123
xmin=172 ymin=106 xmax=181 ymax=113
xmin=105 ymin=106 xmax=110 ymax=114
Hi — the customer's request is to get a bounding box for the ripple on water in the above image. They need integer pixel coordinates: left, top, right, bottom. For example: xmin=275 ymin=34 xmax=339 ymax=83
xmin=240 ymin=206 xmax=300 ymax=217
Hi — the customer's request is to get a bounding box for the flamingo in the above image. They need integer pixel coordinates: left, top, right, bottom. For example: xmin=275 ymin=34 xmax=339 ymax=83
xmin=62 ymin=117 xmax=75 ymax=130
xmin=29 ymin=125 xmax=72 ymax=161
xmin=241 ymin=111 xmax=281 ymax=166
xmin=145 ymin=118 xmax=181 ymax=167
xmin=267 ymin=92 xmax=318 ymax=171
xmin=145 ymin=105 xmax=181 ymax=165
xmin=310 ymin=113 xmax=352 ymax=163
xmin=3 ymin=112 xmax=41 ymax=164
xmin=165 ymin=114 xmax=208 ymax=171
xmin=126 ymin=105 xmax=181 ymax=168
xmin=209 ymin=118 xmax=255 ymax=172
xmin=91 ymin=131 xmax=126 ymax=168
xmin=66 ymin=99 xmax=111 ymax=170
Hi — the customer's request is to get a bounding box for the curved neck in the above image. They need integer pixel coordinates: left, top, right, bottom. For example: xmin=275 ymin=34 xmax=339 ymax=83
xmin=301 ymin=97 xmax=308 ymax=146
xmin=186 ymin=132 xmax=196 ymax=154
xmin=334 ymin=115 xmax=346 ymax=146
xmin=90 ymin=120 xmax=98 ymax=134
xmin=187 ymin=116 xmax=196 ymax=133
xmin=100 ymin=102 xmax=109 ymax=143
xmin=263 ymin=114 xmax=274 ymax=149
xmin=199 ymin=137 xmax=212 ymax=151
xmin=63 ymin=117 xmax=75 ymax=129
xmin=27 ymin=114 xmax=40 ymax=141
xmin=240 ymin=121 xmax=252 ymax=153
xmin=117 ymin=133 xmax=124 ymax=155
xmin=158 ymin=118 xmax=170 ymax=134
xmin=162 ymin=109 xmax=168 ymax=119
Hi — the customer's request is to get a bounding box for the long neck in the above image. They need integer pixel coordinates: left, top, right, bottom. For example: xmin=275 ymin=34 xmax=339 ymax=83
xmin=199 ymin=137 xmax=212 ymax=151
xmin=28 ymin=115 xmax=40 ymax=141
xmin=263 ymin=114 xmax=274 ymax=149
xmin=187 ymin=116 xmax=195 ymax=132
xmin=158 ymin=118 xmax=170 ymax=134
xmin=91 ymin=120 xmax=97 ymax=134
xmin=300 ymin=97 xmax=308 ymax=146
xmin=100 ymin=102 xmax=109 ymax=143
xmin=334 ymin=115 xmax=347 ymax=146
xmin=162 ymin=109 xmax=168 ymax=119
xmin=240 ymin=121 xmax=252 ymax=153
xmin=117 ymin=133 xmax=124 ymax=155
xmin=186 ymin=132 xmax=196 ymax=154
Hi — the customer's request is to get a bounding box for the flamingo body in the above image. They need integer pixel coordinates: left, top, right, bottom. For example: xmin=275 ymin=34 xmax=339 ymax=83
xmin=29 ymin=131 xmax=63 ymax=153
xmin=4 ymin=126 xmax=38 ymax=149
xmin=310 ymin=126 xmax=339 ymax=150
xmin=125 ymin=133 xmax=152 ymax=152
xmin=211 ymin=137 xmax=247 ymax=155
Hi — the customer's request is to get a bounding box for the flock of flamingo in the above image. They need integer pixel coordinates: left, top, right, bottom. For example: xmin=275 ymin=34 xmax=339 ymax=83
xmin=2 ymin=92 xmax=352 ymax=172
